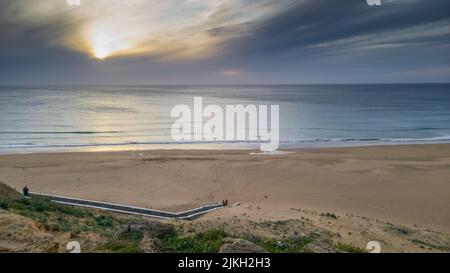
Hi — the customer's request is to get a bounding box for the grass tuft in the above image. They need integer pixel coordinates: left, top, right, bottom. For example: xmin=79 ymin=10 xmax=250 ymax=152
xmin=260 ymin=236 xmax=313 ymax=253
xmin=2 ymin=197 xmax=120 ymax=235
xmin=160 ymin=227 xmax=226 ymax=253
xmin=335 ymin=242 xmax=366 ymax=253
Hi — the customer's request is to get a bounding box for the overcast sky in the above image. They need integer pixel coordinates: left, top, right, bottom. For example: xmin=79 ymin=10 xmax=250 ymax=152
xmin=0 ymin=0 xmax=449 ymax=85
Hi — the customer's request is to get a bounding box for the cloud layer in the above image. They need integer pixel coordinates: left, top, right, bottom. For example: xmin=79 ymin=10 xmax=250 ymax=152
xmin=0 ymin=0 xmax=449 ymax=84
xmin=0 ymin=0 xmax=289 ymax=59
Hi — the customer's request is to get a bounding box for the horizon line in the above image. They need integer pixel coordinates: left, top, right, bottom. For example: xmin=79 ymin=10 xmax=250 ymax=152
xmin=1 ymin=82 xmax=450 ymax=87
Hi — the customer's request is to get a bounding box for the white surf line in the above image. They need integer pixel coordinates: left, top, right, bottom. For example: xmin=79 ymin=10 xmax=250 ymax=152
xmin=29 ymin=192 xmax=224 ymax=220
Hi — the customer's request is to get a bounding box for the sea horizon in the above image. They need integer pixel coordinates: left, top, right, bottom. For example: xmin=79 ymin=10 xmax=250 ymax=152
xmin=1 ymin=82 xmax=450 ymax=87
xmin=1 ymin=83 xmax=449 ymax=154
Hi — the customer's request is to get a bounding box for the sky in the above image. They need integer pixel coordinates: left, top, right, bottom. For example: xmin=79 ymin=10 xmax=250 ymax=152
xmin=0 ymin=0 xmax=449 ymax=85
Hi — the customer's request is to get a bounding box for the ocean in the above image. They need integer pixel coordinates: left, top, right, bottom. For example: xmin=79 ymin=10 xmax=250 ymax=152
xmin=1 ymin=84 xmax=449 ymax=153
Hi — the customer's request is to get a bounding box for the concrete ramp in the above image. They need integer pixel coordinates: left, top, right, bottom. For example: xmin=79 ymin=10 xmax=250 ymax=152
xmin=29 ymin=192 xmax=224 ymax=220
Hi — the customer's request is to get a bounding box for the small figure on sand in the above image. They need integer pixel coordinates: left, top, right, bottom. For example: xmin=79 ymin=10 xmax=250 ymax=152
xmin=22 ymin=186 xmax=29 ymax=197
xmin=222 ymin=199 xmax=228 ymax=206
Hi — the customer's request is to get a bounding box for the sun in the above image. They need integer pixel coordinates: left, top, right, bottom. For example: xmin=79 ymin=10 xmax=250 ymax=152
xmin=90 ymin=32 xmax=113 ymax=60
xmin=87 ymin=23 xmax=118 ymax=60
xmin=93 ymin=47 xmax=110 ymax=60
xmin=88 ymin=28 xmax=135 ymax=60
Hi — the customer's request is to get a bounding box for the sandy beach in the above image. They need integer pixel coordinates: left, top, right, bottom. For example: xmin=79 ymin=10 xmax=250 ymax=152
xmin=0 ymin=144 xmax=449 ymax=234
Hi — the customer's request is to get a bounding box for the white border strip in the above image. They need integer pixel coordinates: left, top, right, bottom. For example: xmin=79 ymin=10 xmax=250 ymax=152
xmin=178 ymin=206 xmax=224 ymax=219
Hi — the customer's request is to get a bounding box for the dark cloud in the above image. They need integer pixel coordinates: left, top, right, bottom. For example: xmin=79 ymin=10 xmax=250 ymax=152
xmin=223 ymin=0 xmax=450 ymax=57
xmin=0 ymin=0 xmax=83 ymax=58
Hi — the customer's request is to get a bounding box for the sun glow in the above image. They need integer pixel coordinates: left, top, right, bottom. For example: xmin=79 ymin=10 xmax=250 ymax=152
xmin=74 ymin=1 xmax=232 ymax=61
xmin=85 ymin=21 xmax=217 ymax=61
xmin=93 ymin=47 xmax=110 ymax=59
xmin=86 ymin=21 xmax=140 ymax=60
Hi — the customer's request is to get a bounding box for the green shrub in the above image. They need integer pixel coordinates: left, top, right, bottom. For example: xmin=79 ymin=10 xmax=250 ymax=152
xmin=0 ymin=201 xmax=8 ymax=210
xmin=120 ymin=229 xmax=144 ymax=241
xmin=335 ymin=242 xmax=366 ymax=253
xmin=161 ymin=228 xmax=226 ymax=253
xmin=95 ymin=215 xmax=115 ymax=228
xmin=32 ymin=199 xmax=51 ymax=212
xmin=55 ymin=205 xmax=87 ymax=218
xmin=96 ymin=239 xmax=141 ymax=253
xmin=97 ymin=229 xmax=144 ymax=253
xmin=5 ymin=197 xmax=120 ymax=234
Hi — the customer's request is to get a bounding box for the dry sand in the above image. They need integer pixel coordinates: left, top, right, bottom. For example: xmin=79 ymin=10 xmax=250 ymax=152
xmin=0 ymin=144 xmax=449 ymax=236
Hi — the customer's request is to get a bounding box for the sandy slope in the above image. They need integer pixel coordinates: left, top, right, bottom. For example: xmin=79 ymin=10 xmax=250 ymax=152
xmin=0 ymin=144 xmax=449 ymax=235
